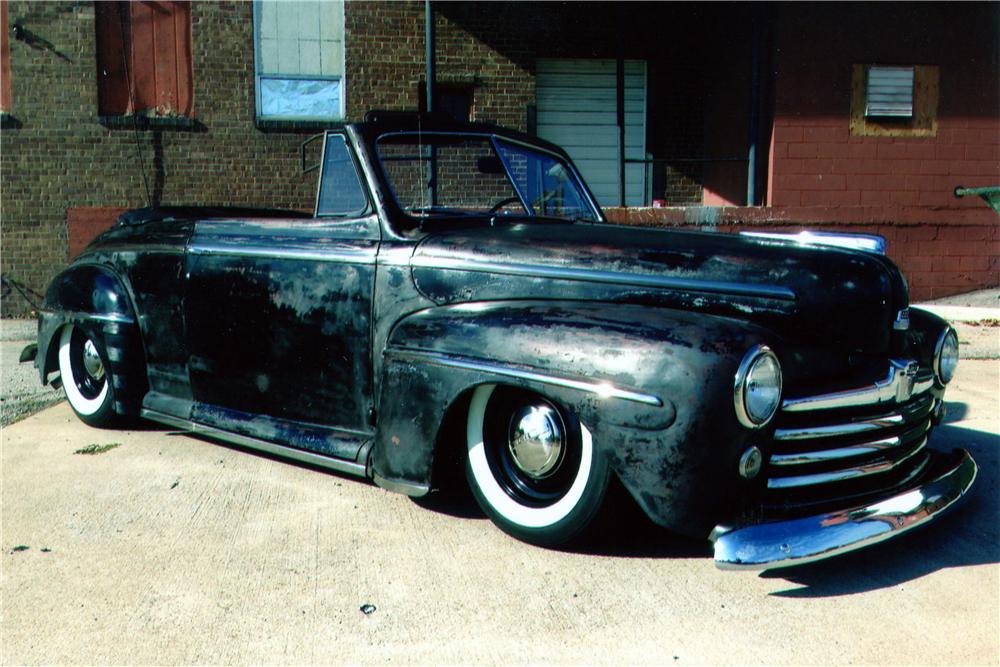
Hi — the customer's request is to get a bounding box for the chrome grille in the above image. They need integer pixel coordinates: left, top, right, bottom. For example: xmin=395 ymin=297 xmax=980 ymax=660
xmin=764 ymin=359 xmax=938 ymax=514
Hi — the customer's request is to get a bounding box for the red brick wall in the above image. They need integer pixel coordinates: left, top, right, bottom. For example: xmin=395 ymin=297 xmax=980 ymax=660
xmin=759 ymin=3 xmax=999 ymax=298
xmin=768 ymin=4 xmax=999 ymax=211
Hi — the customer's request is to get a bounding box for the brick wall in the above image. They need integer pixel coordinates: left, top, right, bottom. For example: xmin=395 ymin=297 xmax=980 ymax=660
xmin=759 ymin=2 xmax=1000 ymax=298
xmin=0 ymin=2 xmax=318 ymax=317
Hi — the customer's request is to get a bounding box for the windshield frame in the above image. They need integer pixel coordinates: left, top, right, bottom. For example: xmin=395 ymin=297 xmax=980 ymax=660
xmin=373 ymin=130 xmax=603 ymax=226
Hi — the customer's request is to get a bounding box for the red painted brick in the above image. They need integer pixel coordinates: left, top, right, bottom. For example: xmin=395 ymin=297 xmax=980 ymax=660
xmin=901 ymin=256 xmax=934 ymax=272
xmin=958 ymin=255 xmax=992 ymax=271
xmin=965 ymin=144 xmax=999 ymax=161
xmin=773 ymin=126 xmax=803 ymax=143
xmin=788 ymin=143 xmax=819 ymax=159
xmin=904 ymin=174 xmax=943 ymax=192
xmin=919 ymin=159 xmax=952 ymax=175
xmin=917 ymin=190 xmax=954 ymax=207
xmin=875 ymin=174 xmax=909 ymax=191
xmin=898 ymin=226 xmax=939 ymax=242
xmin=889 ymin=190 xmax=921 ymax=206
xmin=774 ymin=174 xmax=824 ymax=191
xmin=901 ymin=143 xmax=937 ymax=160
xmin=935 ymin=144 xmax=965 ymax=160
xmin=800 ymin=189 xmax=860 ymax=206
xmin=771 ymin=190 xmax=801 ymax=206
xmin=861 ymin=189 xmax=892 ymax=205
xmin=875 ymin=143 xmax=910 ymax=160
xmin=951 ymin=160 xmax=1000 ymax=177
xmin=847 ymin=143 xmax=878 ymax=159
xmin=854 ymin=159 xmax=887 ymax=175
xmin=817 ymin=143 xmax=851 ymax=158
xmin=977 ymin=128 xmax=1000 ymax=145
xmin=803 ymin=126 xmax=847 ymax=144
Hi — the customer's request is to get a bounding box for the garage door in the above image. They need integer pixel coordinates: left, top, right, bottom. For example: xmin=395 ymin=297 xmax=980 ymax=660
xmin=536 ymin=59 xmax=647 ymax=207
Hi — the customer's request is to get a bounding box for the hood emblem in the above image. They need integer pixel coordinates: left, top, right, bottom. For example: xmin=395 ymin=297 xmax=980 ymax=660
xmin=894 ymin=361 xmax=919 ymax=402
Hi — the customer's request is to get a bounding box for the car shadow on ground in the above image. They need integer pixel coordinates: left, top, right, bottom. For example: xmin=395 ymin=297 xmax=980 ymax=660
xmin=760 ymin=421 xmax=999 ymax=597
xmin=415 ymin=476 xmax=712 ymax=559
xmin=158 ymin=413 xmax=995 ymax=577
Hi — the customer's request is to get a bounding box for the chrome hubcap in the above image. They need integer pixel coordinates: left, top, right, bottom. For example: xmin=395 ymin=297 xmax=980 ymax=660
xmin=82 ymin=339 xmax=104 ymax=381
xmin=507 ymin=404 xmax=564 ymax=479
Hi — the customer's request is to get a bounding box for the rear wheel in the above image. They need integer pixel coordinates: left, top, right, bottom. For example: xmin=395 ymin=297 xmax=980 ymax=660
xmin=58 ymin=324 xmax=117 ymax=427
xmin=465 ymin=384 xmax=610 ymax=546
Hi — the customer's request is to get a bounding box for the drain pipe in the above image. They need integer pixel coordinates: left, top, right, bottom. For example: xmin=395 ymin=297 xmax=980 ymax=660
xmin=425 ymin=0 xmax=435 ymax=113
xmin=746 ymin=10 xmax=761 ymax=206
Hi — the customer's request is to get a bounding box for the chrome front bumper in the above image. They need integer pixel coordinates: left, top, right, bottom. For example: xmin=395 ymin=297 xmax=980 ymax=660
xmin=711 ymin=448 xmax=977 ymax=570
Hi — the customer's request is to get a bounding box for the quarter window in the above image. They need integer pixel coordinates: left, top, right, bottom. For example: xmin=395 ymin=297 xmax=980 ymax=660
xmin=253 ymin=0 xmax=345 ymax=122
xmin=316 ymin=135 xmax=368 ymax=217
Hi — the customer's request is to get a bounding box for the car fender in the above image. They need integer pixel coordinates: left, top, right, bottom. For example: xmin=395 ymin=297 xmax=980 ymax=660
xmin=371 ymin=300 xmax=776 ymax=534
xmin=37 ymin=263 xmax=146 ymax=415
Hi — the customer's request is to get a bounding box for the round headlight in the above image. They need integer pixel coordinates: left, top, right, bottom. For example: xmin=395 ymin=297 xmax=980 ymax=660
xmin=934 ymin=328 xmax=959 ymax=385
xmin=734 ymin=345 xmax=782 ymax=428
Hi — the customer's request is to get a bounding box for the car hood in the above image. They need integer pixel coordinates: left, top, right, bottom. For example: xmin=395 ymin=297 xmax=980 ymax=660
xmin=410 ymin=222 xmax=907 ymax=355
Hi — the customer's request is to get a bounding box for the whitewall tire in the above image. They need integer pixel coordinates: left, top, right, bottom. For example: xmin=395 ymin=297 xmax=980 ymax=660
xmin=465 ymin=384 xmax=610 ymax=545
xmin=58 ymin=324 xmax=116 ymax=427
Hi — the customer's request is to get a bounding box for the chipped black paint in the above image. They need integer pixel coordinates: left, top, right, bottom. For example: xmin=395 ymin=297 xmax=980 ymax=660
xmin=33 ymin=115 xmax=961 ymax=545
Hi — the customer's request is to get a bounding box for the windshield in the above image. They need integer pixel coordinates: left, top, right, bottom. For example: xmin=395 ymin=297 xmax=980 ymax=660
xmin=376 ymin=132 xmax=600 ymax=222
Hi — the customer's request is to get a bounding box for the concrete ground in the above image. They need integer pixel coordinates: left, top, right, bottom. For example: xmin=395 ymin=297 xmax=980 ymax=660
xmin=0 ymin=319 xmax=61 ymax=427
xmin=2 ymin=363 xmax=998 ymax=664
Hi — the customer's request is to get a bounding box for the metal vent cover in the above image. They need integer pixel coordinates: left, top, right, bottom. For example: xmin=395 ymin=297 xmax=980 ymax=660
xmin=865 ymin=66 xmax=915 ymax=118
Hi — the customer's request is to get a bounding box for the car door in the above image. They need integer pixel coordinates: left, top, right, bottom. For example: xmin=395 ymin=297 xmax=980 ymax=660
xmin=184 ymin=134 xmax=378 ymax=460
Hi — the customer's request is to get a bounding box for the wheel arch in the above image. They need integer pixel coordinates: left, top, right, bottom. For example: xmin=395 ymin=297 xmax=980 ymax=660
xmin=38 ymin=263 xmax=148 ymax=416
xmin=371 ymin=299 xmax=778 ymax=536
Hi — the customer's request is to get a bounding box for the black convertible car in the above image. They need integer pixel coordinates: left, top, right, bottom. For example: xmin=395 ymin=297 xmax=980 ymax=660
xmin=27 ymin=112 xmax=975 ymax=569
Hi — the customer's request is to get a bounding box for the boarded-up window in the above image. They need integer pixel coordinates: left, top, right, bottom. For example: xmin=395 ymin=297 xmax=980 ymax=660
xmin=1 ymin=0 xmax=11 ymax=114
xmin=253 ymin=0 xmax=345 ymax=121
xmin=95 ymin=1 xmax=194 ymax=117
xmin=850 ymin=64 xmax=938 ymax=138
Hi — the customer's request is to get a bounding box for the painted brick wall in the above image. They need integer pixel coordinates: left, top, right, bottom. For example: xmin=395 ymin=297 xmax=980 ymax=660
xmin=759 ymin=2 xmax=1000 ymax=298
xmin=769 ymin=4 xmax=999 ymax=211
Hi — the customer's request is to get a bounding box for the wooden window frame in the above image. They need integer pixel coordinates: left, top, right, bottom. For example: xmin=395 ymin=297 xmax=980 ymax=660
xmin=850 ymin=64 xmax=939 ymax=138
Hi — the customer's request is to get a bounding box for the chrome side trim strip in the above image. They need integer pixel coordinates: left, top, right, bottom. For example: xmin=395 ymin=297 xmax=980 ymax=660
xmin=141 ymin=408 xmax=369 ymax=478
xmin=410 ymin=255 xmax=796 ymax=301
xmin=770 ymin=421 xmax=932 ymax=466
xmin=386 ymin=349 xmax=664 ymax=407
xmin=782 ymin=359 xmax=933 ymax=413
xmin=767 ymin=437 xmax=927 ymax=489
xmin=774 ymin=414 xmax=905 ymax=441
xmin=39 ymin=309 xmax=135 ymax=324
xmin=190 ymin=243 xmax=377 ymax=265
xmin=713 ymin=449 xmax=977 ymax=570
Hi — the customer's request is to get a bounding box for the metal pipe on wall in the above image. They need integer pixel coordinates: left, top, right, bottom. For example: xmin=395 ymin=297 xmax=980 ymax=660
xmin=746 ymin=10 xmax=761 ymax=206
xmin=425 ymin=0 xmax=435 ymax=113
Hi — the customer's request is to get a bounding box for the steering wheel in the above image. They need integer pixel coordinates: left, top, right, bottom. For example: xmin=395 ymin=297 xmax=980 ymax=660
xmin=488 ymin=196 xmax=523 ymax=215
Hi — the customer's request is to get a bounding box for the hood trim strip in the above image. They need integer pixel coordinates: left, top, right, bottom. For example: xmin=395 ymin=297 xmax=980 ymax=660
xmin=411 ymin=255 xmax=796 ymax=301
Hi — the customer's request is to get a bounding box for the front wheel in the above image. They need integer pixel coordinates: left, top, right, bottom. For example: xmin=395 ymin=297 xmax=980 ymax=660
xmin=465 ymin=384 xmax=610 ymax=546
xmin=58 ymin=324 xmax=117 ymax=427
